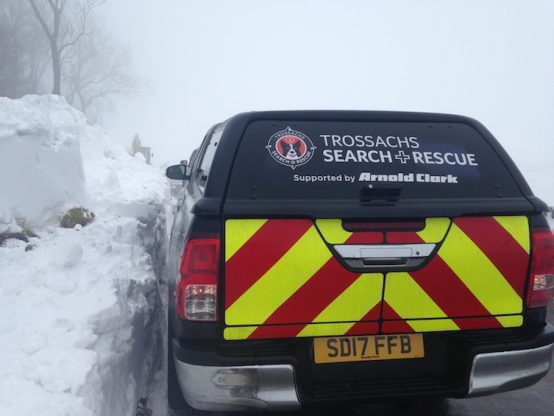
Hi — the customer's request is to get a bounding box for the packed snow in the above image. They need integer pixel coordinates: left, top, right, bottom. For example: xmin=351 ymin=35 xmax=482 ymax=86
xmin=0 ymin=95 xmax=85 ymax=230
xmin=0 ymin=96 xmax=170 ymax=416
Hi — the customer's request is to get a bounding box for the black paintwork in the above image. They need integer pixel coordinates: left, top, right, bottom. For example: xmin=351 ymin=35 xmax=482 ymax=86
xmin=166 ymin=111 xmax=551 ymax=411
xmin=206 ymin=111 xmax=548 ymax=214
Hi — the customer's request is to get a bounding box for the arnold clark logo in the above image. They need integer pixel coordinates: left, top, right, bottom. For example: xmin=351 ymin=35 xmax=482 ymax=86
xmin=266 ymin=127 xmax=316 ymax=169
xmin=359 ymin=172 xmax=459 ymax=183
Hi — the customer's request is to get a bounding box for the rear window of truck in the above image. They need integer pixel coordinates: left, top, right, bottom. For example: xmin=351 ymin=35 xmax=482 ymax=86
xmin=226 ymin=121 xmax=522 ymax=200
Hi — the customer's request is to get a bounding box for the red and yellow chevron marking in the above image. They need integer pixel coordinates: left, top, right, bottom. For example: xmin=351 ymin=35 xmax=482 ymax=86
xmin=224 ymin=216 xmax=529 ymax=340
xmin=382 ymin=216 xmax=528 ymax=332
xmin=315 ymin=219 xmax=384 ymax=244
xmin=315 ymin=217 xmax=450 ymax=244
xmin=224 ymin=219 xmax=383 ymax=340
xmin=387 ymin=217 xmax=451 ymax=243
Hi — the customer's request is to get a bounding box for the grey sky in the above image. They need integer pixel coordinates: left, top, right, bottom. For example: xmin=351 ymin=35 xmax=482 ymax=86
xmin=101 ymin=0 xmax=554 ymax=176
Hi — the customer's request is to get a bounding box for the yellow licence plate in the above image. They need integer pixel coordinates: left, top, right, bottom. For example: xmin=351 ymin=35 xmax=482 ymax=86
xmin=313 ymin=334 xmax=424 ymax=364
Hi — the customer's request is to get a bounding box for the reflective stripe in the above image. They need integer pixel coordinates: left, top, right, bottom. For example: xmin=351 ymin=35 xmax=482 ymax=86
xmin=407 ymin=319 xmax=460 ymax=332
xmin=245 ymin=323 xmax=306 ymax=340
xmin=297 ymin=322 xmax=359 ymax=337
xmin=226 ymin=226 xmax=345 ymax=326
xmin=438 ymin=223 xmax=523 ymax=315
xmin=224 ymin=318 xmax=522 ymax=340
xmin=496 ymin=314 xmax=524 ymax=327
xmin=317 ymin=218 xmax=449 ymax=244
xmin=384 ymin=272 xmax=459 ymax=330
xmin=260 ymin=259 xmax=367 ymax=325
xmin=225 ymin=219 xmax=267 ymax=261
xmin=225 ymin=219 xmax=312 ymax=307
xmin=315 ymin=219 xmax=383 ymax=244
xmin=224 ymin=322 xmax=379 ymax=340
xmin=300 ymin=274 xmax=383 ymax=328
xmin=224 ymin=216 xmax=527 ymax=340
xmin=382 ymin=316 xmax=510 ymax=333
xmin=224 ymin=326 xmax=259 ymax=340
xmin=402 ymin=253 xmax=499 ymax=324
xmin=416 ymin=217 xmax=451 ymax=243
xmin=345 ymin=305 xmax=382 ymax=334
xmin=387 ymin=217 xmax=450 ymax=243
xmin=456 ymin=217 xmax=529 ymax=295
xmin=315 ymin=219 xmax=352 ymax=243
xmin=494 ymin=216 xmax=530 ymax=254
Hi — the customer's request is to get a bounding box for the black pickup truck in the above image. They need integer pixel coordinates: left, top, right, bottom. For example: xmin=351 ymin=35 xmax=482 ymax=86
xmin=165 ymin=111 xmax=554 ymax=414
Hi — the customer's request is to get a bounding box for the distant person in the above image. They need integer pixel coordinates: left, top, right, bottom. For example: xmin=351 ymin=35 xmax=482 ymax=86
xmin=132 ymin=134 xmax=141 ymax=155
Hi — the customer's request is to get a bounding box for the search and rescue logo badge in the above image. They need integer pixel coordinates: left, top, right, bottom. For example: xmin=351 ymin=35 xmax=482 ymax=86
xmin=266 ymin=127 xmax=316 ymax=169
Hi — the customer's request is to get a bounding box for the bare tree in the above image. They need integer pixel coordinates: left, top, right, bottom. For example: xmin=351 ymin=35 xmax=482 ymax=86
xmin=27 ymin=0 xmax=103 ymax=95
xmin=63 ymin=20 xmax=141 ymax=120
xmin=3 ymin=0 xmax=142 ymax=121
xmin=0 ymin=0 xmax=49 ymax=97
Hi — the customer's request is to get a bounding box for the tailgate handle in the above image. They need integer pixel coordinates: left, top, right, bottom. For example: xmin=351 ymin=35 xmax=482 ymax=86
xmin=334 ymin=244 xmax=436 ymax=270
xmin=361 ymin=257 xmax=408 ymax=266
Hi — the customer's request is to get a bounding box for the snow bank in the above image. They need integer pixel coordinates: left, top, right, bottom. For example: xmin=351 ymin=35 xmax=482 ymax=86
xmin=0 ymin=95 xmax=85 ymax=228
xmin=0 ymin=96 xmax=170 ymax=416
xmin=80 ymin=123 xmax=167 ymax=221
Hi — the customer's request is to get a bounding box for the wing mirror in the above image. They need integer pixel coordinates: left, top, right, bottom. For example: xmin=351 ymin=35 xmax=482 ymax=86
xmin=166 ymin=160 xmax=191 ymax=180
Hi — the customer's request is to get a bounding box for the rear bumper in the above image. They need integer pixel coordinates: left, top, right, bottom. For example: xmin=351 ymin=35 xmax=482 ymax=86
xmin=467 ymin=343 xmax=554 ymax=396
xmin=173 ymin=359 xmax=300 ymax=411
xmin=172 ymin=323 xmax=554 ymax=411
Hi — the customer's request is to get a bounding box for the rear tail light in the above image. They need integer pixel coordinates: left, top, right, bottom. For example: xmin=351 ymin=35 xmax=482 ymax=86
xmin=527 ymin=229 xmax=554 ymax=308
xmin=177 ymin=235 xmax=220 ymax=321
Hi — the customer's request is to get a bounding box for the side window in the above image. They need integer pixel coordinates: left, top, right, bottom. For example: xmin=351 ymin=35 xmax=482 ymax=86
xmin=189 ymin=149 xmax=199 ymax=169
xmin=196 ymin=123 xmax=224 ymax=193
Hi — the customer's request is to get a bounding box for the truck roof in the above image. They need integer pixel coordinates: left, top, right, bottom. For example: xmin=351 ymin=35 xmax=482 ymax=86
xmin=194 ymin=111 xmax=546 ymax=217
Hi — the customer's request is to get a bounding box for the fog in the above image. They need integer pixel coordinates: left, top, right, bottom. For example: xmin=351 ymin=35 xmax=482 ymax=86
xmin=101 ymin=0 xmax=554 ymax=170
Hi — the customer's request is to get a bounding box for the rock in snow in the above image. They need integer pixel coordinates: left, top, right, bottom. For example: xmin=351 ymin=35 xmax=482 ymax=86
xmin=0 ymin=95 xmax=170 ymax=416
